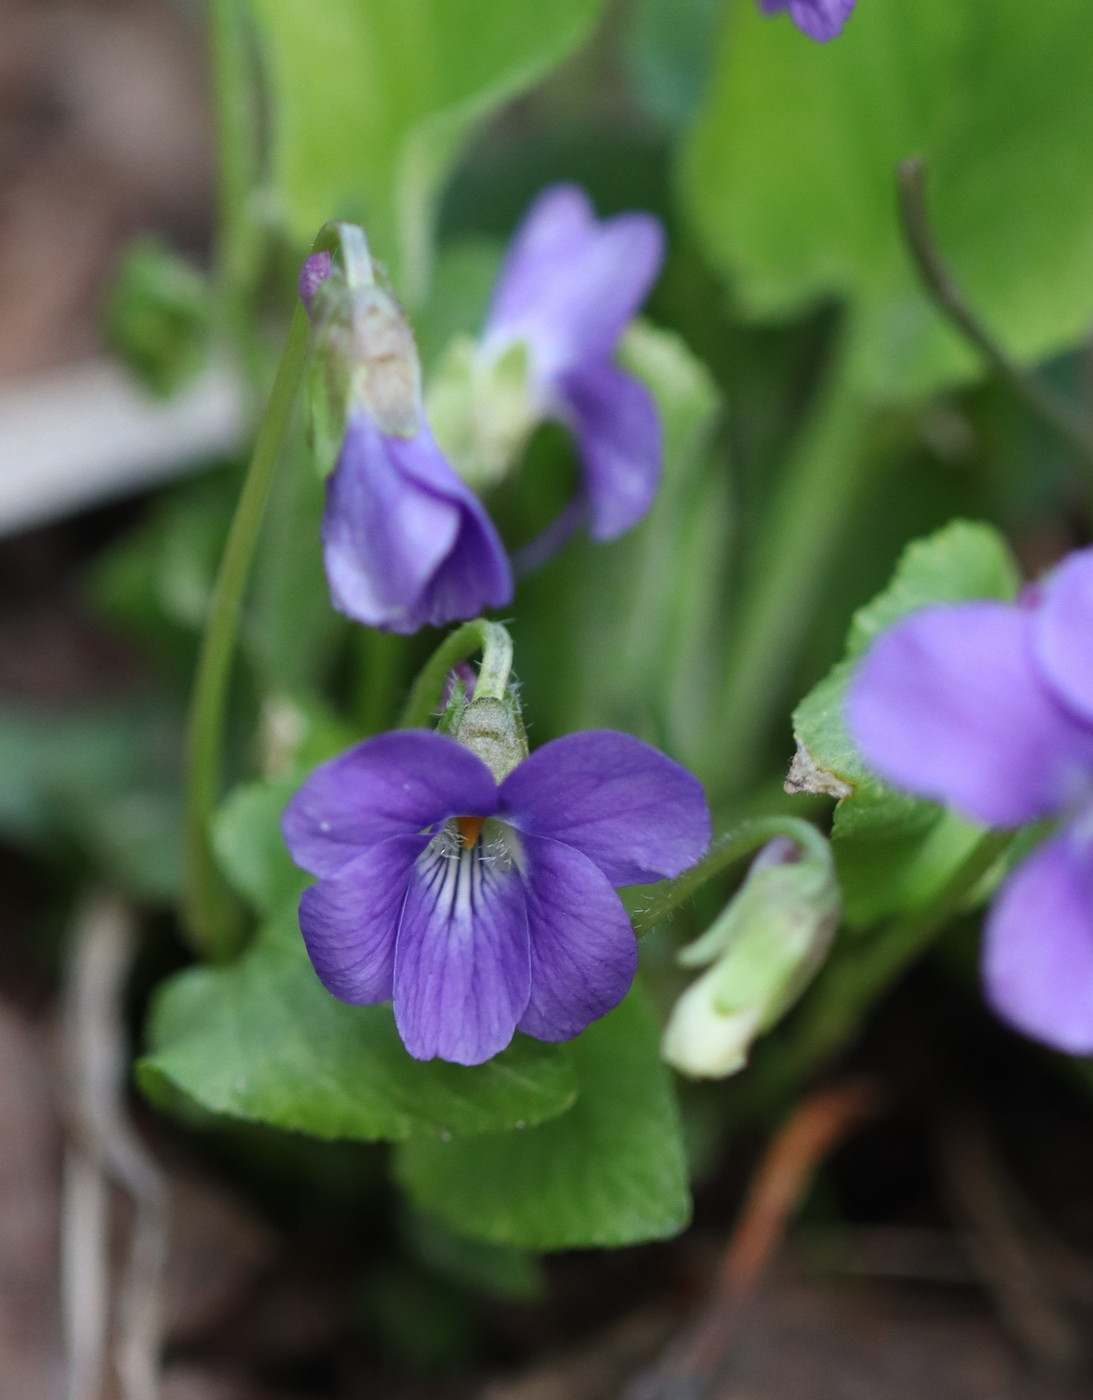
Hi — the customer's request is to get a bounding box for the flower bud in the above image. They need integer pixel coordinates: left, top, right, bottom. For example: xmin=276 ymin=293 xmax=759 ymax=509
xmin=661 ymin=832 xmax=840 ymax=1079
xmin=303 ymin=226 xmax=423 ymax=477
xmin=449 ymin=694 xmax=528 ymax=783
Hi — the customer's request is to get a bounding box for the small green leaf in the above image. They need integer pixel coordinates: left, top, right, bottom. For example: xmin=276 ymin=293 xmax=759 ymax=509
xmin=139 ymin=909 xmax=577 ymax=1142
xmin=790 ymin=521 xmax=1020 ymax=924
xmin=393 ymin=988 xmax=691 ymax=1249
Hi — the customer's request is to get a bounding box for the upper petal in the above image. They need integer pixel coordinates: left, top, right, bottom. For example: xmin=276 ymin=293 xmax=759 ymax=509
xmin=516 ymin=835 xmax=637 ymax=1042
xmin=298 ymin=834 xmax=427 ymax=1004
xmin=557 ymin=361 xmax=662 ymax=541
xmin=983 ymin=830 xmax=1093 ymax=1054
xmin=1036 ymin=547 xmax=1093 ymax=725
xmin=499 ymin=730 xmax=711 ymax=886
xmin=483 ymin=184 xmax=664 ymax=382
xmin=847 ymin=602 xmax=1093 ymax=827
xmin=393 ymin=841 xmax=531 ymax=1065
xmin=282 ymin=730 xmax=498 ymax=878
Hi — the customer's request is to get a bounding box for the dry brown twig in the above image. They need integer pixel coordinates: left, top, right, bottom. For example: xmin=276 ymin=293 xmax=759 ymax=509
xmin=61 ymin=890 xmax=170 ymax=1400
xmin=629 ymin=1079 xmax=880 ymax=1400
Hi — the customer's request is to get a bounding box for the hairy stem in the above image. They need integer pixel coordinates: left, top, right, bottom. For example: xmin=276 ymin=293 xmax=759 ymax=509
xmin=398 ymin=620 xmax=514 ymax=728
xmin=632 ymin=815 xmax=827 ymax=939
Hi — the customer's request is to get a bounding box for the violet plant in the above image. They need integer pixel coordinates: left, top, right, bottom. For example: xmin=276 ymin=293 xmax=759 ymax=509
xmin=47 ymin=0 xmax=1093 ymax=1273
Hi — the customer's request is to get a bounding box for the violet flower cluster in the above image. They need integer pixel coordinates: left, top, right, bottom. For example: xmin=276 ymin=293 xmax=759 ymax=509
xmin=283 ymin=729 xmax=710 ymax=1065
xmin=848 ymin=547 xmax=1093 ymax=1054
xmin=759 ymin=0 xmax=856 ymax=42
xmin=301 ymin=184 xmax=665 ymax=635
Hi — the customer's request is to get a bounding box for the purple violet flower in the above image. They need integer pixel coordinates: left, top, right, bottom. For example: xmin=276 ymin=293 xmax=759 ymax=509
xmin=300 ymin=253 xmax=512 ymax=634
xmin=481 ymin=185 xmax=665 ymax=551
xmin=282 ymin=728 xmax=711 ymax=1065
xmin=759 ymin=0 xmax=856 ymax=42
xmin=847 ymin=546 xmax=1093 ymax=1053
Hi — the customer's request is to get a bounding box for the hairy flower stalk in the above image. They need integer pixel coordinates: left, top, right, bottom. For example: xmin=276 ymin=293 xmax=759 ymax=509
xmin=849 ymin=546 xmax=1093 ymax=1053
xmin=300 ymin=231 xmax=511 ymax=633
xmin=759 ymin=0 xmax=856 ymax=42
xmin=283 ymin=718 xmax=710 ymax=1065
xmin=430 ymin=185 xmax=666 ymax=566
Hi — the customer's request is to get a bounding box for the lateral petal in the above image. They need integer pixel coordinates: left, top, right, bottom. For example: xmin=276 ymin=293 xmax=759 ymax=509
xmin=983 ymin=831 xmax=1093 ymax=1054
xmin=517 ymin=836 xmax=637 ymax=1042
xmin=298 ymin=833 xmax=428 ymax=1004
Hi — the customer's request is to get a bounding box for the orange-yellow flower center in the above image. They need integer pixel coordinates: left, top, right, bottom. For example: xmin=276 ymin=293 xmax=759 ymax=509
xmin=456 ymin=815 xmax=487 ymax=849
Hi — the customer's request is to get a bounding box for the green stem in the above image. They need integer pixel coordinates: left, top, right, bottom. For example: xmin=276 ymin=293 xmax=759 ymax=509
xmin=398 ymin=621 xmax=514 ymax=728
xmin=762 ymin=827 xmax=1014 ymax=1091
xmin=898 ymin=157 xmax=1093 ymax=477
xmin=209 ymin=0 xmax=263 ymax=386
xmin=182 ymin=303 xmax=310 ymax=958
xmin=632 ymin=815 xmax=827 ymax=939
xmin=712 ymin=342 xmax=871 ymax=796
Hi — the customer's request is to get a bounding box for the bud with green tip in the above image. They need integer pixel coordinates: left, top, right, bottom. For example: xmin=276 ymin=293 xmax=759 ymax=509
xmin=662 ymin=830 xmax=840 ymax=1079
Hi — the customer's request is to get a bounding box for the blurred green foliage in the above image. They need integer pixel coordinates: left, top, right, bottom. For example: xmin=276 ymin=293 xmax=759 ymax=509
xmin=683 ymin=0 xmax=1093 ymax=399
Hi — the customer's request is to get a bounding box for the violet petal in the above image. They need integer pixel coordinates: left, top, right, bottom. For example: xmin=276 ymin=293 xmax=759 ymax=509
xmin=983 ymin=830 xmax=1093 ymax=1054
xmin=282 ymin=730 xmax=498 ymax=879
xmin=298 ymin=834 xmax=428 ymax=1004
xmin=322 ymin=416 xmax=512 ymax=634
xmin=760 ymin=0 xmax=855 ymax=41
xmin=484 ymin=184 xmax=664 ymax=382
xmin=393 ymin=841 xmax=531 ymax=1065
xmin=499 ymin=730 xmax=711 ymax=886
xmin=847 ymin=602 xmax=1093 ymax=827
xmin=1036 ymin=547 xmax=1093 ymax=725
xmin=516 ymin=835 xmax=637 ymax=1041
xmin=558 ymin=360 xmax=662 ymax=541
